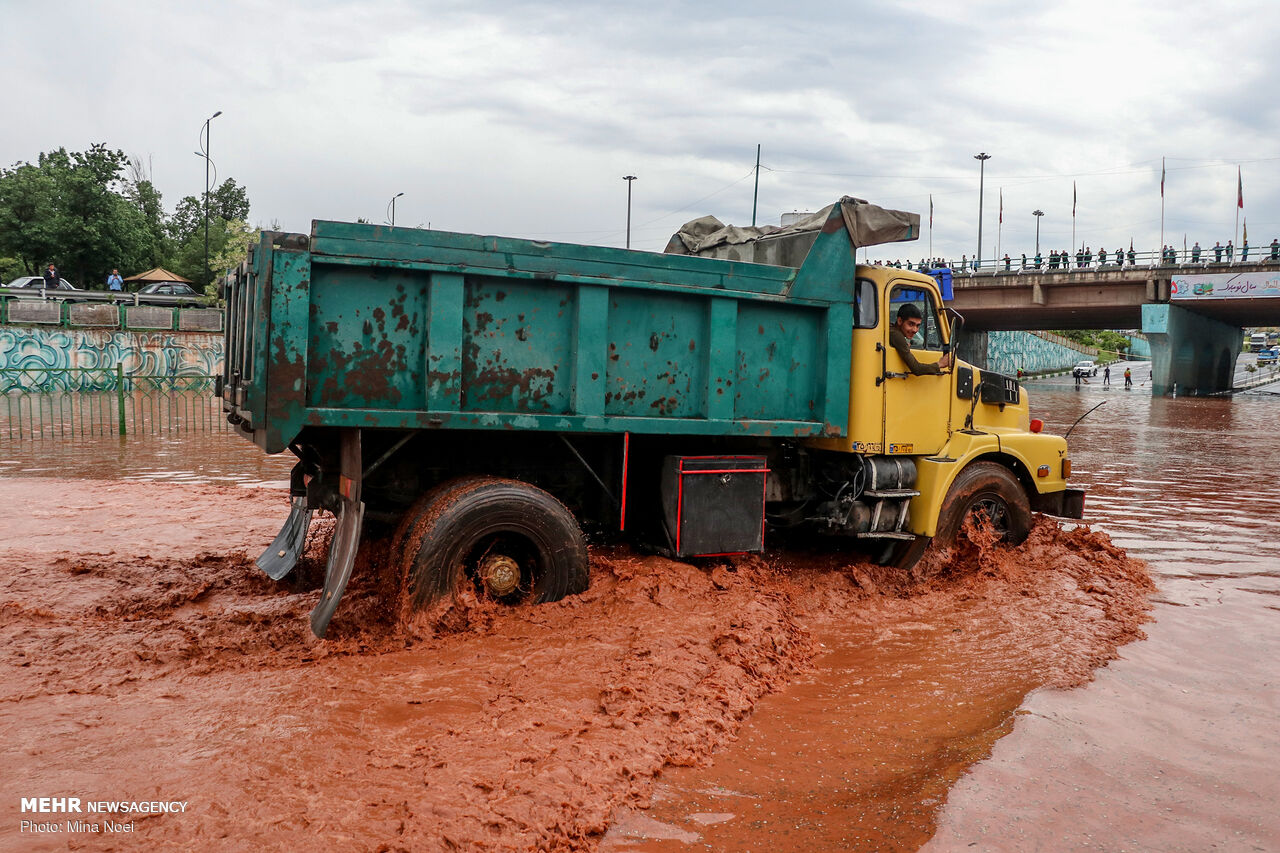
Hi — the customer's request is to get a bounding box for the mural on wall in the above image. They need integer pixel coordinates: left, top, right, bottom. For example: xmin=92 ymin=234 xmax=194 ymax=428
xmin=986 ymin=331 xmax=1093 ymax=375
xmin=0 ymin=327 xmax=223 ymax=391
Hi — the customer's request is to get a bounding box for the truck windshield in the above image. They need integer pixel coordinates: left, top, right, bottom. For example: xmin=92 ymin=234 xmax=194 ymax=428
xmin=889 ymin=284 xmax=946 ymax=350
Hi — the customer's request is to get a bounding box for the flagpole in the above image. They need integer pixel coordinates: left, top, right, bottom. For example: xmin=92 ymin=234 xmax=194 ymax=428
xmin=1160 ymin=157 xmax=1166 ymax=254
xmin=997 ymin=187 xmax=1003 ymax=266
xmin=1235 ymin=166 xmax=1242 ymax=250
xmin=1072 ymin=180 xmax=1077 ymax=256
xmin=928 ymin=194 xmax=933 ymax=260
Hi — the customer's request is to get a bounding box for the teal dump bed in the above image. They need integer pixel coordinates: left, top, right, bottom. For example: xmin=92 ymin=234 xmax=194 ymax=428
xmin=224 ymin=203 xmax=866 ymax=454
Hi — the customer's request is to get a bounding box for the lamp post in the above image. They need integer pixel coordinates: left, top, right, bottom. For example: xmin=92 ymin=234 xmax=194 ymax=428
xmin=974 ymin=152 xmax=991 ymax=269
xmin=623 ymin=175 xmax=637 ymax=248
xmin=201 ymin=110 xmax=222 ymax=289
xmin=1032 ymin=209 xmax=1044 ymax=256
xmin=388 ymin=192 xmax=404 ymax=227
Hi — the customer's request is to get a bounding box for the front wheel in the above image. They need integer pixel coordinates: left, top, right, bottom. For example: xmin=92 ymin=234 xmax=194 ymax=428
xmin=934 ymin=462 xmax=1032 ymax=547
xmin=390 ymin=476 xmax=589 ymax=610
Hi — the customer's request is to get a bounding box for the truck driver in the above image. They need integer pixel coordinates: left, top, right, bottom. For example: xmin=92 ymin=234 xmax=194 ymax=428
xmin=890 ymin=303 xmax=952 ymax=375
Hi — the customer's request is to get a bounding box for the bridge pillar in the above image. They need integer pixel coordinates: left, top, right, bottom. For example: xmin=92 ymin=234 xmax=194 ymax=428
xmin=957 ymin=330 xmax=988 ymax=370
xmin=1141 ymin=303 xmax=1241 ymax=395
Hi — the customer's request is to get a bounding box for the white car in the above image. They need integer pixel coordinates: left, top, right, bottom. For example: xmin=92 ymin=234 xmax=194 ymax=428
xmin=1073 ymin=360 xmax=1098 ymax=377
xmin=2 ymin=275 xmax=82 ymax=300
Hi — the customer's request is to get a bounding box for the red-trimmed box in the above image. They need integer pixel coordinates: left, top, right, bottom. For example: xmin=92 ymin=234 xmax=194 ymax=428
xmin=660 ymin=455 xmax=769 ymax=557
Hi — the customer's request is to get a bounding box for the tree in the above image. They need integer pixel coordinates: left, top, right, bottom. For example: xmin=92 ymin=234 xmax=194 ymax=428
xmin=166 ymin=178 xmax=254 ymax=287
xmin=0 ymin=144 xmax=161 ymax=287
xmin=0 ymin=162 xmax=58 ymax=274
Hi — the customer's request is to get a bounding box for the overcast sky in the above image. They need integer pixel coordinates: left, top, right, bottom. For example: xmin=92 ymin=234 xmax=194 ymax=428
xmin=4 ymin=0 xmax=1278 ymax=263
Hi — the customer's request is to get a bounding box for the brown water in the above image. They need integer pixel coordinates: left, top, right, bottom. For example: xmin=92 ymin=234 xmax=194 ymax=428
xmin=0 ymin=431 xmax=293 ymax=487
xmin=605 ymin=380 xmax=1280 ymax=851
xmin=2 ymin=379 xmax=1275 ymax=851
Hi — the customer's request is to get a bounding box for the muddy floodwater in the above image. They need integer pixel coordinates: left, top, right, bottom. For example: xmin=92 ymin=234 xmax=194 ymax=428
xmin=2 ymin=378 xmax=1277 ymax=851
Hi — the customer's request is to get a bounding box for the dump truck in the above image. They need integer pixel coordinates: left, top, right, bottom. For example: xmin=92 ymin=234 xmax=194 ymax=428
xmin=218 ymin=197 xmax=1083 ymax=637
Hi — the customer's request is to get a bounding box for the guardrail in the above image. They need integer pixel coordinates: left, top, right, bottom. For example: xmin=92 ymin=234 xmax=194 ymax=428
xmin=0 ymin=367 xmax=229 ymax=440
xmin=0 ymin=294 xmax=223 ymax=332
xmin=894 ymin=247 xmax=1280 ymax=276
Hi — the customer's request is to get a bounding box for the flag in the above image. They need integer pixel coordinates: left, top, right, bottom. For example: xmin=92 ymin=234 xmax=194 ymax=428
xmin=999 ymin=188 xmax=1003 ymax=224
xmin=1244 ymin=218 xmax=1248 ymax=245
xmin=929 ymin=194 xmax=933 ymax=228
xmin=1160 ymin=157 xmax=1165 ymax=198
xmin=1238 ymin=166 xmax=1244 ymax=209
xmin=1072 ymin=181 xmax=1077 ymax=217
xmin=1130 ymin=238 xmax=1134 ymax=251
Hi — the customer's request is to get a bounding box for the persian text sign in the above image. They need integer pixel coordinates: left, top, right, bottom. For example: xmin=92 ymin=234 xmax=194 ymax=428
xmin=1171 ymin=272 xmax=1280 ymax=300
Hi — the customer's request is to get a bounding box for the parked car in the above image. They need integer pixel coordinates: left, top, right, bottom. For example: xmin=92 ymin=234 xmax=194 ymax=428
xmin=116 ymin=282 xmax=205 ymax=307
xmin=1258 ymin=347 xmax=1279 ymax=366
xmin=1072 ymin=359 xmax=1098 ymax=377
xmin=2 ymin=275 xmax=83 ymax=300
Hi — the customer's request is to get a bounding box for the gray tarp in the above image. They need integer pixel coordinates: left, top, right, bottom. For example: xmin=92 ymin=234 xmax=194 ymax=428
xmin=664 ymin=196 xmax=920 ymax=267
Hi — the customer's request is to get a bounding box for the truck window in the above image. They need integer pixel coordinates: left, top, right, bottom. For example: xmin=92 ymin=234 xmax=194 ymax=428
xmin=888 ymin=284 xmax=945 ymax=350
xmin=854 ymin=278 xmax=878 ymax=329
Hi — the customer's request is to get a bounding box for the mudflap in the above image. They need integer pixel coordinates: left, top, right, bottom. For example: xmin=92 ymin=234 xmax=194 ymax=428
xmin=310 ymin=429 xmax=365 ymax=639
xmin=255 ymin=495 xmax=313 ymax=581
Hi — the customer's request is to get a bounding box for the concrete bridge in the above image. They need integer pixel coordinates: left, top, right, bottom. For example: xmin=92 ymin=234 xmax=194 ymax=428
xmin=946 ymin=261 xmax=1280 ymax=395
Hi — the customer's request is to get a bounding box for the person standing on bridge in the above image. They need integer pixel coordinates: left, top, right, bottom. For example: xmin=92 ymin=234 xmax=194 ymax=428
xmin=1076 ymin=247 xmax=1084 ymax=268
xmin=1034 ymin=251 xmax=1042 ymax=270
xmin=1192 ymin=242 xmax=1202 ymax=263
xmin=1271 ymin=238 xmax=1279 ymax=261
xmin=1227 ymin=240 xmax=1234 ymax=262
xmin=1128 ymin=246 xmax=1136 ymax=266
xmin=1242 ymin=240 xmax=1249 ymax=261
xmin=1214 ymin=241 xmax=1223 ymax=263
xmin=1099 ymin=247 xmax=1108 ymax=266
xmin=1004 ymin=253 xmax=1011 ymax=271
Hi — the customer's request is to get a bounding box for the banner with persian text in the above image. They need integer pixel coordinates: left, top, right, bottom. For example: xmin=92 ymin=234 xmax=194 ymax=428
xmin=1171 ymin=272 xmax=1280 ymax=300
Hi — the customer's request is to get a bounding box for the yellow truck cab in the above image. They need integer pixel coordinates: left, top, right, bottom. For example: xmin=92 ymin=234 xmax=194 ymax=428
xmin=811 ymin=263 xmax=1079 ymax=559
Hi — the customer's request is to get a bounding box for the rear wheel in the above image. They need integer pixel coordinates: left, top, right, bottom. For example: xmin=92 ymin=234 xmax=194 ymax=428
xmin=390 ymin=476 xmax=589 ymax=609
xmin=934 ymin=462 xmax=1032 ymax=547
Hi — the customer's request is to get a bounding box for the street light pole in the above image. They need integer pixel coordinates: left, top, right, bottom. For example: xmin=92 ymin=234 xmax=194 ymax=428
xmin=389 ymin=192 xmax=404 ymax=227
xmin=202 ymin=110 xmax=222 ymax=289
xmin=1033 ymin=209 xmax=1045 ymax=256
xmin=974 ymin=152 xmax=991 ymax=269
xmin=623 ymin=175 xmax=637 ymax=249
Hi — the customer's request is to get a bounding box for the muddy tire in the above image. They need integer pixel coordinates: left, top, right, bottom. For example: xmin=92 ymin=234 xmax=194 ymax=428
xmin=934 ymin=462 xmax=1032 ymax=547
xmin=391 ymin=476 xmax=589 ymax=609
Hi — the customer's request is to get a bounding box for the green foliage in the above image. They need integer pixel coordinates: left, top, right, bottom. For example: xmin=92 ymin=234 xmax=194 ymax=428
xmin=0 ymin=143 xmax=253 ymax=294
xmin=1052 ymin=329 xmax=1132 ymax=359
xmin=0 ymin=256 xmax=24 ymax=282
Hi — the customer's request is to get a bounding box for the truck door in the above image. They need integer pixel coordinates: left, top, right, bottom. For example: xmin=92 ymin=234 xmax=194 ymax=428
xmin=882 ymin=282 xmax=951 ymax=456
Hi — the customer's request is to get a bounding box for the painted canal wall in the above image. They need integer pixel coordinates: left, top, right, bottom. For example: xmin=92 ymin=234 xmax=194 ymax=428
xmin=0 ymin=326 xmax=222 ymax=379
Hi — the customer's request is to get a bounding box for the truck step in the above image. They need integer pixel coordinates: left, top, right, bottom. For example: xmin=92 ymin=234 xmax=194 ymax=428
xmin=854 ymin=531 xmax=917 ymax=541
xmin=862 ymin=489 xmax=920 ymax=499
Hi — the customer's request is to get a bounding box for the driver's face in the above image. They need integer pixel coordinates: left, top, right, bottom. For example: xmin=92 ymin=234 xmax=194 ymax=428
xmin=897 ymin=317 xmax=922 ymax=337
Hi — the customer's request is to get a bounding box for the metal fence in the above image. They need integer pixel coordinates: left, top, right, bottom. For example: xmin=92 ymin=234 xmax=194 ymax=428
xmin=0 ymin=367 xmax=229 ymax=440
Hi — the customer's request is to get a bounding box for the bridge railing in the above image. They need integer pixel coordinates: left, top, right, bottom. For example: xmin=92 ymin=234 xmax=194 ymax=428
xmin=899 ymin=245 xmax=1280 ymax=276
